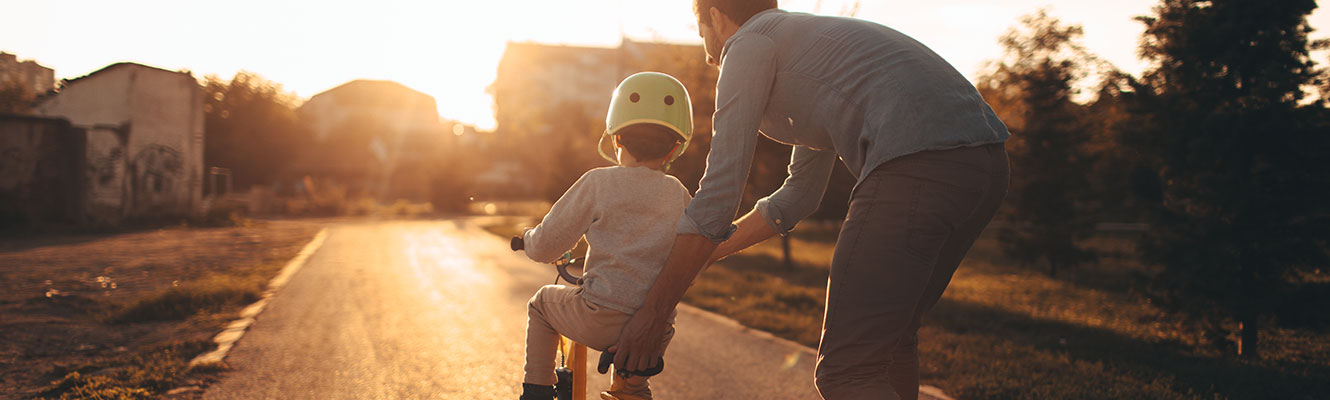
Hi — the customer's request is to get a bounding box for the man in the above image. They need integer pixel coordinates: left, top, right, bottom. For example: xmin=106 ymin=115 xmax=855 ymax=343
xmin=611 ymin=1 xmax=1010 ymax=399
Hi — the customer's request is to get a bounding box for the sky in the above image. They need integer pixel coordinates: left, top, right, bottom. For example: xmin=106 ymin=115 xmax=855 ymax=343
xmin=4 ymin=0 xmax=1329 ymax=130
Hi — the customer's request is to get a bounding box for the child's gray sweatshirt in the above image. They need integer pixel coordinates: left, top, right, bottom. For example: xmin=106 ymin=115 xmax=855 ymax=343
xmin=523 ymin=166 xmax=693 ymax=314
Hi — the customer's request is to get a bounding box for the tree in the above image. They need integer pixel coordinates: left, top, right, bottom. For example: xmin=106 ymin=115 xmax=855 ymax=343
xmin=202 ymin=72 xmax=310 ymax=194
xmin=980 ymin=11 xmax=1103 ymax=277
xmin=1124 ymin=0 xmax=1330 ymax=357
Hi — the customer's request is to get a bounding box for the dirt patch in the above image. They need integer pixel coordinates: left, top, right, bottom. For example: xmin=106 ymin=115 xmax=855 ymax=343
xmin=0 ymin=218 xmax=326 ymax=398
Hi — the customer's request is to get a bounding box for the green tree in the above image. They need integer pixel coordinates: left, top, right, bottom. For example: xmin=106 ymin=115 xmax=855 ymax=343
xmin=202 ymin=72 xmax=310 ymax=193
xmin=1124 ymin=0 xmax=1330 ymax=357
xmin=980 ymin=11 xmax=1102 ymax=277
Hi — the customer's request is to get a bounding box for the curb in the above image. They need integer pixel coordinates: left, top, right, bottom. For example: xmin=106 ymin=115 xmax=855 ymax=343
xmin=187 ymin=228 xmax=329 ymax=368
xmin=677 ymin=304 xmax=955 ymax=400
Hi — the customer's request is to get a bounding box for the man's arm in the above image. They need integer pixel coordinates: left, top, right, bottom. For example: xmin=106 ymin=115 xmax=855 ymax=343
xmin=712 ymin=145 xmax=836 ymax=264
xmin=612 ymin=234 xmax=715 ymax=371
xmin=612 ymin=31 xmax=780 ymax=372
xmin=708 ymin=208 xmax=777 ymax=266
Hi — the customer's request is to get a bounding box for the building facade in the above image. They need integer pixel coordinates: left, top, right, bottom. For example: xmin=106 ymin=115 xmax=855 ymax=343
xmin=488 ymin=39 xmax=716 ymax=198
xmin=297 ymin=80 xmax=443 ymax=201
xmin=0 ymin=52 xmax=56 ymax=95
xmin=31 ymin=62 xmax=204 ymax=224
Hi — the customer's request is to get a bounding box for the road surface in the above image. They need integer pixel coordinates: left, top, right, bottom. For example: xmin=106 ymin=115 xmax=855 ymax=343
xmin=203 ymin=219 xmax=944 ymax=399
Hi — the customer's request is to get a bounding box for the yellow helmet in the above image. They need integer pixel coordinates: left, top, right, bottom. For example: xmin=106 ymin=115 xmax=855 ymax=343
xmin=598 ymin=72 xmax=693 ymax=167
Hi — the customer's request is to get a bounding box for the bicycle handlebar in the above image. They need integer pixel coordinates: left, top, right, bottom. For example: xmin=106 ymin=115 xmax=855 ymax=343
xmin=512 ymin=236 xmax=584 ymax=285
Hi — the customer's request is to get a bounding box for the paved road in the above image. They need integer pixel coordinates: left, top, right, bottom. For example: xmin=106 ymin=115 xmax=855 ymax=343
xmin=204 ymin=219 xmax=943 ymax=399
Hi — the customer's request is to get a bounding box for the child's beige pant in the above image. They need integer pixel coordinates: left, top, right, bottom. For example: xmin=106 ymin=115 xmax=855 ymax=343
xmin=524 ymin=284 xmax=675 ymax=386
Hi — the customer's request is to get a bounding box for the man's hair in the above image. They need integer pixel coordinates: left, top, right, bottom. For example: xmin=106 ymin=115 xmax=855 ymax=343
xmin=694 ymin=0 xmax=777 ymax=27
xmin=615 ymin=124 xmax=682 ymax=163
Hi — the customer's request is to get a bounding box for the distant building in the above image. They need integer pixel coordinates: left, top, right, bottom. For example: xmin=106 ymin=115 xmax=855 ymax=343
xmin=487 ymin=39 xmax=713 ymax=197
xmin=297 ymin=80 xmax=443 ymax=201
xmin=0 ymin=52 xmax=55 ymax=95
xmin=301 ymin=79 xmax=440 ymax=141
xmin=491 ymin=39 xmax=709 ymax=136
xmin=17 ymin=62 xmax=205 ymax=224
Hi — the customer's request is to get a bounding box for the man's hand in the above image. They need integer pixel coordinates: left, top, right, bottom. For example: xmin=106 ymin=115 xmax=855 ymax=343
xmin=610 ymin=307 xmax=670 ymax=372
xmin=612 ymin=234 xmax=716 ymax=372
xmin=708 ymin=209 xmax=777 ymax=267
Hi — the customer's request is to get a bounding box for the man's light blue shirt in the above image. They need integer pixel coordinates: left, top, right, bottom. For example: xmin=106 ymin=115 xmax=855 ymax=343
xmin=678 ymin=9 xmax=1011 ymax=242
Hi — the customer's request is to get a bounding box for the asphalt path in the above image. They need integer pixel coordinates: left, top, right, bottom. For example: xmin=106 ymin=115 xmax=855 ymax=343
xmin=203 ymin=219 xmax=944 ymax=399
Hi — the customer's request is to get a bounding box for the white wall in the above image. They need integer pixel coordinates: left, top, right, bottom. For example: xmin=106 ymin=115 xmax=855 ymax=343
xmin=37 ymin=63 xmax=204 ymax=219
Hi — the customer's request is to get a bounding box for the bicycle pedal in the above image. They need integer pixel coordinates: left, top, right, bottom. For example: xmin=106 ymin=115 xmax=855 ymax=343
xmin=554 ymin=367 xmax=574 ymax=400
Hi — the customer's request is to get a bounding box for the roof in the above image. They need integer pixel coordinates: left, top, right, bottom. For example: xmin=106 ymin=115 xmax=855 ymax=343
xmin=60 ymin=62 xmax=192 ymax=87
xmin=35 ymin=62 xmax=193 ymax=105
xmin=305 ymin=79 xmax=437 ymax=112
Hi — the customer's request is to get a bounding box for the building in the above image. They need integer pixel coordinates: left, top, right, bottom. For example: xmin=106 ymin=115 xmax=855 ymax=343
xmin=296 ymin=80 xmax=443 ymax=201
xmin=0 ymin=114 xmax=86 ymax=226
xmin=490 ymin=39 xmax=712 ymax=136
xmin=21 ymin=62 xmax=204 ymax=224
xmin=301 ymin=79 xmax=440 ymax=141
xmin=0 ymin=52 xmax=55 ymax=95
xmin=487 ymin=39 xmax=715 ymax=198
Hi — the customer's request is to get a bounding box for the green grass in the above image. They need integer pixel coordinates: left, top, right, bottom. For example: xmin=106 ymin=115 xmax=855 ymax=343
xmin=42 ymin=261 xmax=289 ymax=398
xmin=698 ymin=225 xmax=1330 ymax=399
xmin=37 ymin=340 xmax=212 ymax=400
xmin=109 ymin=265 xmax=281 ymax=324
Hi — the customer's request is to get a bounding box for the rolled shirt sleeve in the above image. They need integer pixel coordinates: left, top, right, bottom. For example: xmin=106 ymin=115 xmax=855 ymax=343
xmin=755 ymin=145 xmax=835 ymax=235
xmin=677 ymin=33 xmax=778 ymax=243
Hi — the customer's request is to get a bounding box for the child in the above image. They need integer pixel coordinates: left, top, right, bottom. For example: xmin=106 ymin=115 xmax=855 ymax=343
xmin=517 ymin=72 xmax=694 ymax=400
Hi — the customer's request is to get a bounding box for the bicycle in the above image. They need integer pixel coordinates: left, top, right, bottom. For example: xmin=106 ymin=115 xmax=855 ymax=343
xmin=510 ymin=236 xmax=663 ymax=400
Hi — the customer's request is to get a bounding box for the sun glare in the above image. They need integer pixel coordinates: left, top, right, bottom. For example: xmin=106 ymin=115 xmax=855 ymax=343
xmin=4 ymin=0 xmax=1327 ymax=131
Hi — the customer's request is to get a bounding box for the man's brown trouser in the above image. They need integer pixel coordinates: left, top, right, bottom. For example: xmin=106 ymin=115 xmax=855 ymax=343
xmin=814 ymin=143 xmax=1009 ymax=400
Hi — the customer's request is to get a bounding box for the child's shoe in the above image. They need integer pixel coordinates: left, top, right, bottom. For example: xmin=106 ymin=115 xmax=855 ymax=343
xmin=520 ymin=383 xmax=556 ymax=400
xmin=598 ymin=373 xmax=652 ymax=400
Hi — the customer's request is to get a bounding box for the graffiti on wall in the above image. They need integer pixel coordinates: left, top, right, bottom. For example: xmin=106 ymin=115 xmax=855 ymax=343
xmin=84 ymin=131 xmax=126 ymax=210
xmin=131 ymin=144 xmax=183 ymax=208
xmin=89 ymin=147 xmax=123 ymax=186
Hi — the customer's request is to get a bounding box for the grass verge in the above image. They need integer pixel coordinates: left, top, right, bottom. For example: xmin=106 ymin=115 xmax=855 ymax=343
xmin=37 ymin=340 xmax=213 ymax=400
xmin=2 ymin=220 xmax=324 ymax=398
xmin=37 ymin=263 xmax=286 ymax=398
xmin=108 ymin=267 xmax=278 ymax=324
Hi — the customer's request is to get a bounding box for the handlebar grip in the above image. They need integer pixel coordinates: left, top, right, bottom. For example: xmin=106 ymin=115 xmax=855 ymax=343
xmin=510 ymin=236 xmax=524 ymax=251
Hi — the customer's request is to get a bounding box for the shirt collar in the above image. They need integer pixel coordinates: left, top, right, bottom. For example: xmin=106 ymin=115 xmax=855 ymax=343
xmin=721 ymin=8 xmax=784 ymax=56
